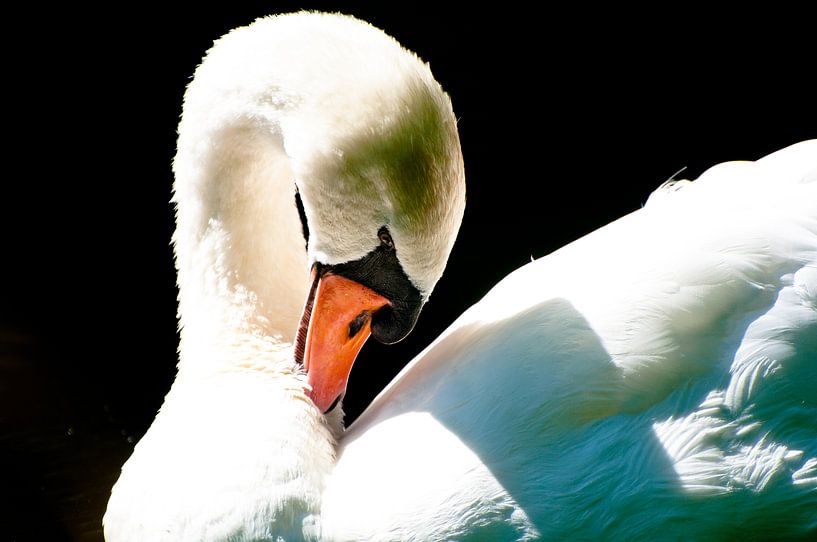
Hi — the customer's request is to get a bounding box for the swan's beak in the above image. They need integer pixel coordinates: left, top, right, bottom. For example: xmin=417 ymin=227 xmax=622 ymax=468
xmin=302 ymin=273 xmax=390 ymax=413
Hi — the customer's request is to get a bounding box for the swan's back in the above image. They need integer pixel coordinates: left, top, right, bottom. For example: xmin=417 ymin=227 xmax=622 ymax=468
xmin=323 ymin=141 xmax=817 ymax=540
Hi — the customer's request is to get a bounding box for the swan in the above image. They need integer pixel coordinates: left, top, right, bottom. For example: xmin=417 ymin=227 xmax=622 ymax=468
xmin=104 ymin=12 xmax=464 ymax=540
xmin=104 ymin=11 xmax=817 ymax=541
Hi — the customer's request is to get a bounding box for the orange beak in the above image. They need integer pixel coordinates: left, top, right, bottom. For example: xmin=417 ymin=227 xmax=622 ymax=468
xmin=302 ymin=273 xmax=390 ymax=413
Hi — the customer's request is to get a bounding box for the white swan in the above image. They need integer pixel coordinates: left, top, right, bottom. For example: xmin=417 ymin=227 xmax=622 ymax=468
xmin=104 ymin=12 xmax=817 ymax=541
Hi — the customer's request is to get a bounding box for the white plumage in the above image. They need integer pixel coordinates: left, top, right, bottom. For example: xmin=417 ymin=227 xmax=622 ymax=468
xmin=325 ymin=141 xmax=817 ymax=540
xmin=104 ymin=11 xmax=817 ymax=541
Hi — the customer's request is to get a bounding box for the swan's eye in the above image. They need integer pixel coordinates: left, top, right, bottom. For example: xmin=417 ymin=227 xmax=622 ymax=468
xmin=378 ymin=227 xmax=394 ymax=250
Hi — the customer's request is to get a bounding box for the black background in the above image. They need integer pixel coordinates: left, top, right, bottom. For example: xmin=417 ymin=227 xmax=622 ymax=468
xmin=2 ymin=2 xmax=815 ymax=540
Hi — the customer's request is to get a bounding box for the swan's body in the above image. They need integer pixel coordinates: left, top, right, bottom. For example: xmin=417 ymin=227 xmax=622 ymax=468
xmin=323 ymin=142 xmax=817 ymax=540
xmin=105 ymin=11 xmax=817 ymax=541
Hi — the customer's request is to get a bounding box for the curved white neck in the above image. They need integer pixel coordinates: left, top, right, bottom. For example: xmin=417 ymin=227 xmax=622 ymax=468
xmin=106 ymin=13 xmax=464 ymax=540
xmin=173 ymin=111 xmax=308 ymax=378
xmin=104 ymin=30 xmax=341 ymax=539
xmin=106 ymin=105 xmax=342 ymax=538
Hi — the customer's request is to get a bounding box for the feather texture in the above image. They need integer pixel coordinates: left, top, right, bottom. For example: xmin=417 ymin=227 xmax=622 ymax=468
xmin=325 ymin=141 xmax=817 ymax=540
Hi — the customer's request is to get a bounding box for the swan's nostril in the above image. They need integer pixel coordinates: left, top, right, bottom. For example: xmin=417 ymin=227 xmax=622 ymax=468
xmin=348 ymin=311 xmax=370 ymax=339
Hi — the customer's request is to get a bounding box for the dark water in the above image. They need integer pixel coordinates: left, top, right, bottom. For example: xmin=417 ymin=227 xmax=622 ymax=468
xmin=1 ymin=328 xmax=129 ymax=540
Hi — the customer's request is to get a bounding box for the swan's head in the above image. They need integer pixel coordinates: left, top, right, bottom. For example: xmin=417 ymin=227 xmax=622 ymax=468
xmin=284 ymin=15 xmax=466 ymax=413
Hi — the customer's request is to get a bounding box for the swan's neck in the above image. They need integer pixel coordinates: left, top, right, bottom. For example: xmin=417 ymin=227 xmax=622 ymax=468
xmin=172 ymin=113 xmax=308 ymax=378
xmin=107 ymin=13 xmax=466 ymax=538
xmin=104 ymin=67 xmax=342 ymax=540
